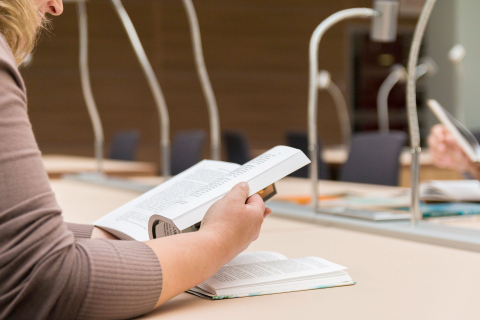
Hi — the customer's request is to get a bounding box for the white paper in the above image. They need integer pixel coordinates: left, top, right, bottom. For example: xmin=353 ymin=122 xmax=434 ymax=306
xmin=161 ymin=146 xmax=309 ymax=230
xmin=202 ymin=257 xmax=346 ymax=290
xmin=420 ymin=180 xmax=480 ymax=201
xmin=93 ymin=160 xmax=240 ymax=241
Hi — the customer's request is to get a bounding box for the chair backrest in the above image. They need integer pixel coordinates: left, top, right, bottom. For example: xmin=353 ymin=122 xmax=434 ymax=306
xmin=171 ymin=130 xmax=206 ymax=175
xmin=339 ymin=131 xmax=407 ymax=186
xmin=223 ymin=131 xmax=251 ymax=165
xmin=109 ymin=130 xmax=141 ymax=161
xmin=285 ymin=131 xmax=330 ymax=179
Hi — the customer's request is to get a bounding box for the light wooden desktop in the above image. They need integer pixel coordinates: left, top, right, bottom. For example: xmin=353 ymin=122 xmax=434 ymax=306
xmin=42 ymin=154 xmax=157 ymax=179
xmin=52 ymin=177 xmax=480 ymax=319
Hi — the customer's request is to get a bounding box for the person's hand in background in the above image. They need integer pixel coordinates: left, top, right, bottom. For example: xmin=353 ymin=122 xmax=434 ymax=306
xmin=427 ymin=124 xmax=480 ymax=179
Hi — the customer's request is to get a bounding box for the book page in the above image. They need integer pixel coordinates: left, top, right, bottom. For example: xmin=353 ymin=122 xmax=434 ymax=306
xmin=420 ymin=180 xmax=480 ymax=201
xmin=428 ymin=100 xmax=480 ymax=162
xmin=93 ymin=160 xmax=240 ymax=241
xmin=225 ymin=252 xmax=288 ymax=266
xmin=201 ymin=257 xmax=346 ymax=290
xmin=154 ymin=146 xmax=309 ymax=230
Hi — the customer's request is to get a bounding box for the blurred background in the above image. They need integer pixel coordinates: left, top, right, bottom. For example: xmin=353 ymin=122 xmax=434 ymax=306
xmin=21 ymin=0 xmax=479 ymax=170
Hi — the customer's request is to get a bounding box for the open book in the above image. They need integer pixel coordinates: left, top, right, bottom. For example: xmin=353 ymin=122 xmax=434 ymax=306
xmin=420 ymin=180 xmax=480 ymax=202
xmin=93 ymin=146 xmax=310 ymax=241
xmin=188 ymin=251 xmax=354 ymax=300
xmin=427 ymin=99 xmax=480 ymax=163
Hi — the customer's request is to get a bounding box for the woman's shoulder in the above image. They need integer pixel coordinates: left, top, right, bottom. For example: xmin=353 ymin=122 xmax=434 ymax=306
xmin=0 ymin=33 xmax=25 ymax=92
xmin=0 ymin=34 xmax=17 ymax=67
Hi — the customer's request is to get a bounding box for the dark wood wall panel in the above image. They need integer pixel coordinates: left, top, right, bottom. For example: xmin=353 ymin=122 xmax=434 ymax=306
xmin=21 ymin=0 xmax=415 ymax=169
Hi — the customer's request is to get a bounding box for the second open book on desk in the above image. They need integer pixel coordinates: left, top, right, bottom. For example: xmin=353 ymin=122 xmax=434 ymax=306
xmin=189 ymin=251 xmax=354 ymax=300
xmin=93 ymin=146 xmax=310 ymax=241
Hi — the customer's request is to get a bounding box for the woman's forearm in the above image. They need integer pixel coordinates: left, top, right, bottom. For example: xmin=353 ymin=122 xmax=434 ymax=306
xmin=145 ymin=184 xmax=268 ymax=309
xmin=145 ymin=229 xmax=229 ymax=308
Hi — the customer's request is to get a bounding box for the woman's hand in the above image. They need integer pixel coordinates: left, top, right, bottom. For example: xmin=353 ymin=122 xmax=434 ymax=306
xmin=200 ymin=182 xmax=272 ymax=264
xmin=145 ymin=182 xmax=271 ymax=308
xmin=427 ymin=124 xmax=480 ymax=178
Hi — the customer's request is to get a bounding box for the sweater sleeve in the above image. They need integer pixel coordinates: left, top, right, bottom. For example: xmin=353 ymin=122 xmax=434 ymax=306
xmin=66 ymin=223 xmax=94 ymax=240
xmin=0 ymin=37 xmax=162 ymax=320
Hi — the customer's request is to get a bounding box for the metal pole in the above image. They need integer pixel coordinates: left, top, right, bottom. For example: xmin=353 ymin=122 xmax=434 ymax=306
xmin=327 ymin=80 xmax=351 ymax=150
xmin=449 ymin=45 xmax=467 ymax=124
xmin=318 ymin=70 xmax=351 ymax=150
xmin=182 ymin=0 xmax=221 ymax=161
xmin=76 ymin=0 xmax=104 ymax=174
xmin=377 ymin=65 xmax=406 ymax=134
xmin=110 ymin=0 xmax=171 ymax=177
xmin=308 ymin=8 xmax=376 ymax=212
xmin=406 ymin=0 xmax=437 ymax=224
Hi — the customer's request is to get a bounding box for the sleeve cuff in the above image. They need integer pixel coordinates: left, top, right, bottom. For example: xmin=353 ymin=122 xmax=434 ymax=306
xmin=66 ymin=223 xmax=94 ymax=240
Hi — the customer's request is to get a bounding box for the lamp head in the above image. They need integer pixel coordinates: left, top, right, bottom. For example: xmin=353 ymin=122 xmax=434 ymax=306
xmin=371 ymin=0 xmax=399 ymax=43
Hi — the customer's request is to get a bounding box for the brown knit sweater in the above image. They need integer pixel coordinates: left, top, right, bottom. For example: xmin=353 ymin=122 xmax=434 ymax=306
xmin=0 ymin=35 xmax=162 ymax=319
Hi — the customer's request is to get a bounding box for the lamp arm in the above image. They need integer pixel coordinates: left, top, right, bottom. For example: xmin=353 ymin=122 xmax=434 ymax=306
xmin=308 ymin=8 xmax=376 ymax=211
xmin=377 ymin=70 xmax=403 ymax=134
xmin=182 ymin=0 xmax=221 ymax=161
xmin=326 ymin=80 xmax=351 ymax=150
xmin=414 ymin=64 xmax=429 ymax=80
xmin=406 ymin=0 xmax=437 ymax=223
xmin=110 ymin=0 xmax=171 ymax=177
xmin=77 ymin=1 xmax=104 ymax=173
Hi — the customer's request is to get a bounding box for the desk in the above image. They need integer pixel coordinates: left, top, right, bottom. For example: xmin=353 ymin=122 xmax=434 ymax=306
xmin=42 ymin=155 xmax=157 ymax=179
xmin=51 ymin=178 xmax=480 ymax=320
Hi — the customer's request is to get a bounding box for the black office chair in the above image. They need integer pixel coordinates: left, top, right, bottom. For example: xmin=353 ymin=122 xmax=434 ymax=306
xmin=171 ymin=130 xmax=206 ymax=175
xmin=223 ymin=131 xmax=252 ymax=165
xmin=339 ymin=131 xmax=407 ymax=186
xmin=109 ymin=130 xmax=141 ymax=161
xmin=286 ymin=131 xmax=330 ymax=179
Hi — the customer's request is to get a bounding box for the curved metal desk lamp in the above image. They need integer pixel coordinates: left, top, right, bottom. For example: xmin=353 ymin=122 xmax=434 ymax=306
xmin=308 ymin=0 xmax=399 ymax=212
xmin=377 ymin=57 xmax=438 ymax=134
xmin=59 ymin=0 xmax=169 ymax=192
xmin=110 ymin=0 xmax=171 ymax=177
xmin=60 ymin=0 xmax=104 ymax=175
xmin=406 ymin=0 xmax=437 ymax=223
xmin=182 ymin=0 xmax=221 ymax=161
xmin=64 ymin=0 xmax=171 ymax=178
xmin=317 ymin=70 xmax=351 ymax=150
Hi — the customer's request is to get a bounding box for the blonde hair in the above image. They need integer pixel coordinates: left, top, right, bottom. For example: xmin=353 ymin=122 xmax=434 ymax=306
xmin=0 ymin=0 xmax=46 ymax=64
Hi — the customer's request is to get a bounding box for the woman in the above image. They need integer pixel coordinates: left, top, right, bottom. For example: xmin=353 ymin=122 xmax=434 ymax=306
xmin=0 ymin=1 xmax=271 ymax=319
